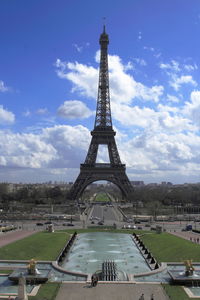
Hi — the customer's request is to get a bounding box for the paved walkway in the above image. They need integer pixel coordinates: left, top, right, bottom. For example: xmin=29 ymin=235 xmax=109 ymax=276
xmin=0 ymin=230 xmax=35 ymax=247
xmin=56 ymin=283 xmax=169 ymax=300
xmin=170 ymin=230 xmax=200 ymax=243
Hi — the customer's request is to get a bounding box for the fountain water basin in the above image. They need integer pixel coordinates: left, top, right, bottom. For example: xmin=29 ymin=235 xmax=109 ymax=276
xmin=168 ymin=261 xmax=200 ymax=285
xmin=62 ymin=232 xmax=150 ymax=279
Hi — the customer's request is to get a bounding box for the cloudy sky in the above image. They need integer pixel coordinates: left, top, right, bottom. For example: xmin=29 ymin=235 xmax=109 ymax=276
xmin=1 ymin=0 xmax=200 ymax=184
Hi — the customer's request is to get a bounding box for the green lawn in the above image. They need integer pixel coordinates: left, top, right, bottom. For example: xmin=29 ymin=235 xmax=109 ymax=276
xmin=0 ymin=229 xmax=199 ymax=300
xmin=29 ymin=283 xmax=60 ymax=300
xmin=140 ymin=232 xmax=200 ymax=262
xmin=0 ymin=229 xmax=199 ymax=263
xmin=58 ymin=228 xmax=146 ymax=235
xmin=94 ymin=192 xmax=110 ymax=202
xmin=0 ymin=231 xmax=70 ymax=260
xmin=163 ymin=284 xmax=196 ymax=300
xmin=0 ymin=229 xmax=145 ymax=261
xmin=0 ymin=269 xmax=12 ymax=274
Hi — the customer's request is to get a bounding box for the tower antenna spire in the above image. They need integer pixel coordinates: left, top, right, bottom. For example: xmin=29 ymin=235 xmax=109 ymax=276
xmin=103 ymin=17 xmax=106 ymax=33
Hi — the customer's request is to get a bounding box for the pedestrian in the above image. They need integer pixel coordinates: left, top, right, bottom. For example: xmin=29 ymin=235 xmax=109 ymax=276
xmin=139 ymin=294 xmax=145 ymax=300
xmin=91 ymin=274 xmax=95 ymax=287
xmin=91 ymin=274 xmax=98 ymax=287
xmin=150 ymin=293 xmax=154 ymax=300
xmin=93 ymin=274 xmax=98 ymax=286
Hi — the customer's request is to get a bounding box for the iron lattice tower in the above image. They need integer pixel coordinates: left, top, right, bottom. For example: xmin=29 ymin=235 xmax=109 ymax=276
xmin=68 ymin=26 xmax=134 ymax=201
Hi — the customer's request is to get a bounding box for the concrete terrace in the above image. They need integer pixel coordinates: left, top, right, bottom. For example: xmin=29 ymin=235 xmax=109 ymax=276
xmin=56 ymin=282 xmax=169 ymax=300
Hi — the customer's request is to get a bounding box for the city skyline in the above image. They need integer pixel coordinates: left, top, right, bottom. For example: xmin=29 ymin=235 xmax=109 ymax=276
xmin=0 ymin=0 xmax=200 ymax=184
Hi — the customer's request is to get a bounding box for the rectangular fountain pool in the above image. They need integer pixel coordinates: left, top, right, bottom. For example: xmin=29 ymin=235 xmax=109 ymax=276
xmin=0 ymin=275 xmax=34 ymax=294
xmin=62 ymin=232 xmax=150 ymax=276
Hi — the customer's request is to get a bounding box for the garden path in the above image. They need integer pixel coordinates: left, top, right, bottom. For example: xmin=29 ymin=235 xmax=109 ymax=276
xmin=56 ymin=283 xmax=169 ymax=300
xmin=0 ymin=230 xmax=35 ymax=248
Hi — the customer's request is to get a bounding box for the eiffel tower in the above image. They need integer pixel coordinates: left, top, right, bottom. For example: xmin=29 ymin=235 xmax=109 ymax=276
xmin=68 ymin=26 xmax=134 ymax=201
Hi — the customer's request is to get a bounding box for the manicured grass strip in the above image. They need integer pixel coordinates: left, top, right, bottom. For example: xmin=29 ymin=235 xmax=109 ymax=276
xmin=0 ymin=229 xmax=146 ymax=261
xmin=94 ymin=192 xmax=110 ymax=202
xmin=29 ymin=283 xmax=60 ymax=300
xmin=57 ymin=228 xmax=146 ymax=234
xmin=0 ymin=269 xmax=12 ymax=274
xmin=163 ymin=284 xmax=196 ymax=300
xmin=0 ymin=232 xmax=70 ymax=260
xmin=140 ymin=232 xmax=200 ymax=262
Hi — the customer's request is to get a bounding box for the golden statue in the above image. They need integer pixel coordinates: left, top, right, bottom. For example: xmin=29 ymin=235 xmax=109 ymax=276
xmin=184 ymin=259 xmax=195 ymax=276
xmin=27 ymin=259 xmax=37 ymax=275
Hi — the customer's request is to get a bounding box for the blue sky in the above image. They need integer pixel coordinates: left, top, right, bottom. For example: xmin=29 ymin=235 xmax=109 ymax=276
xmin=0 ymin=0 xmax=200 ymax=184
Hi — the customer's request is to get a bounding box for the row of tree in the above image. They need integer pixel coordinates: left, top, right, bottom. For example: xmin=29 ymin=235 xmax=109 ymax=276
xmin=0 ymin=183 xmax=67 ymax=205
xmin=0 ymin=182 xmax=200 ymax=210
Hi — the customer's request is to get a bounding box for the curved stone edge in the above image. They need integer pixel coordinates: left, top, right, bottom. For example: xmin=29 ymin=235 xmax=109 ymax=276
xmin=133 ymin=262 xmax=167 ymax=278
xmin=167 ymin=262 xmax=200 ymax=266
xmin=52 ymin=261 xmax=87 ymax=278
xmin=0 ymin=259 xmax=52 ymax=271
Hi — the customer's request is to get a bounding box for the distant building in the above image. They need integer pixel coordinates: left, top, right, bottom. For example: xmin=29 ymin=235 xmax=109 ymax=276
xmin=131 ymin=181 xmax=144 ymax=186
xmin=147 ymin=183 xmax=158 ymax=187
xmin=161 ymin=181 xmax=173 ymax=186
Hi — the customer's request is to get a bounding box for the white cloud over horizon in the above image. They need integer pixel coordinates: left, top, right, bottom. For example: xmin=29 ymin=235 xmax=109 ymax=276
xmin=0 ymin=52 xmax=200 ymax=184
xmin=0 ymin=105 xmax=15 ymax=124
xmin=0 ymin=125 xmax=90 ymax=170
xmin=56 ymin=53 xmax=164 ymax=104
xmin=0 ymin=119 xmax=199 ymax=183
xmin=57 ymin=100 xmax=94 ymax=119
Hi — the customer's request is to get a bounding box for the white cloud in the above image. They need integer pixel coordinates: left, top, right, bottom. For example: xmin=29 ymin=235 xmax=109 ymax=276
xmin=0 ymin=105 xmax=15 ymax=124
xmin=108 ymin=55 xmax=163 ymax=103
xmin=133 ymin=58 xmax=147 ymax=66
xmin=2 ymin=51 xmax=198 ymax=183
xmin=170 ymin=75 xmax=197 ymax=91
xmin=112 ymin=102 xmax=195 ymax=133
xmin=184 ymin=63 xmax=198 ymax=72
xmin=117 ymin=131 xmax=200 ymax=181
xmin=23 ymin=110 xmax=31 ymax=117
xmin=0 ymin=130 xmax=57 ymax=168
xmin=55 ymin=59 xmax=98 ymax=99
xmin=159 ymin=59 xmax=198 ymax=91
xmin=112 ymin=103 xmax=157 ymax=128
xmin=160 ymin=60 xmax=180 ymax=73
xmin=167 ymin=94 xmax=180 ymax=103
xmin=53 ymin=52 xmax=200 ymax=183
xmin=0 ymin=80 xmax=9 ymax=92
xmin=36 ymin=108 xmax=48 ymax=115
xmin=55 ymin=53 xmax=164 ymax=104
xmin=0 ymin=115 xmax=200 ymax=183
xmin=0 ymin=125 xmax=90 ymax=170
xmin=73 ymin=43 xmax=83 ymax=53
xmin=41 ymin=125 xmax=90 ymax=168
xmin=183 ymin=90 xmax=200 ymax=126
xmin=73 ymin=42 xmax=90 ymax=53
xmin=143 ymin=46 xmax=155 ymax=52
xmin=157 ymin=104 xmax=179 ymax=113
xmin=136 ymin=84 xmax=164 ymax=103
xmin=57 ymin=100 xmax=93 ymax=119
xmin=160 ymin=60 xmax=198 ymax=74
xmin=124 ymin=61 xmax=134 ymax=71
